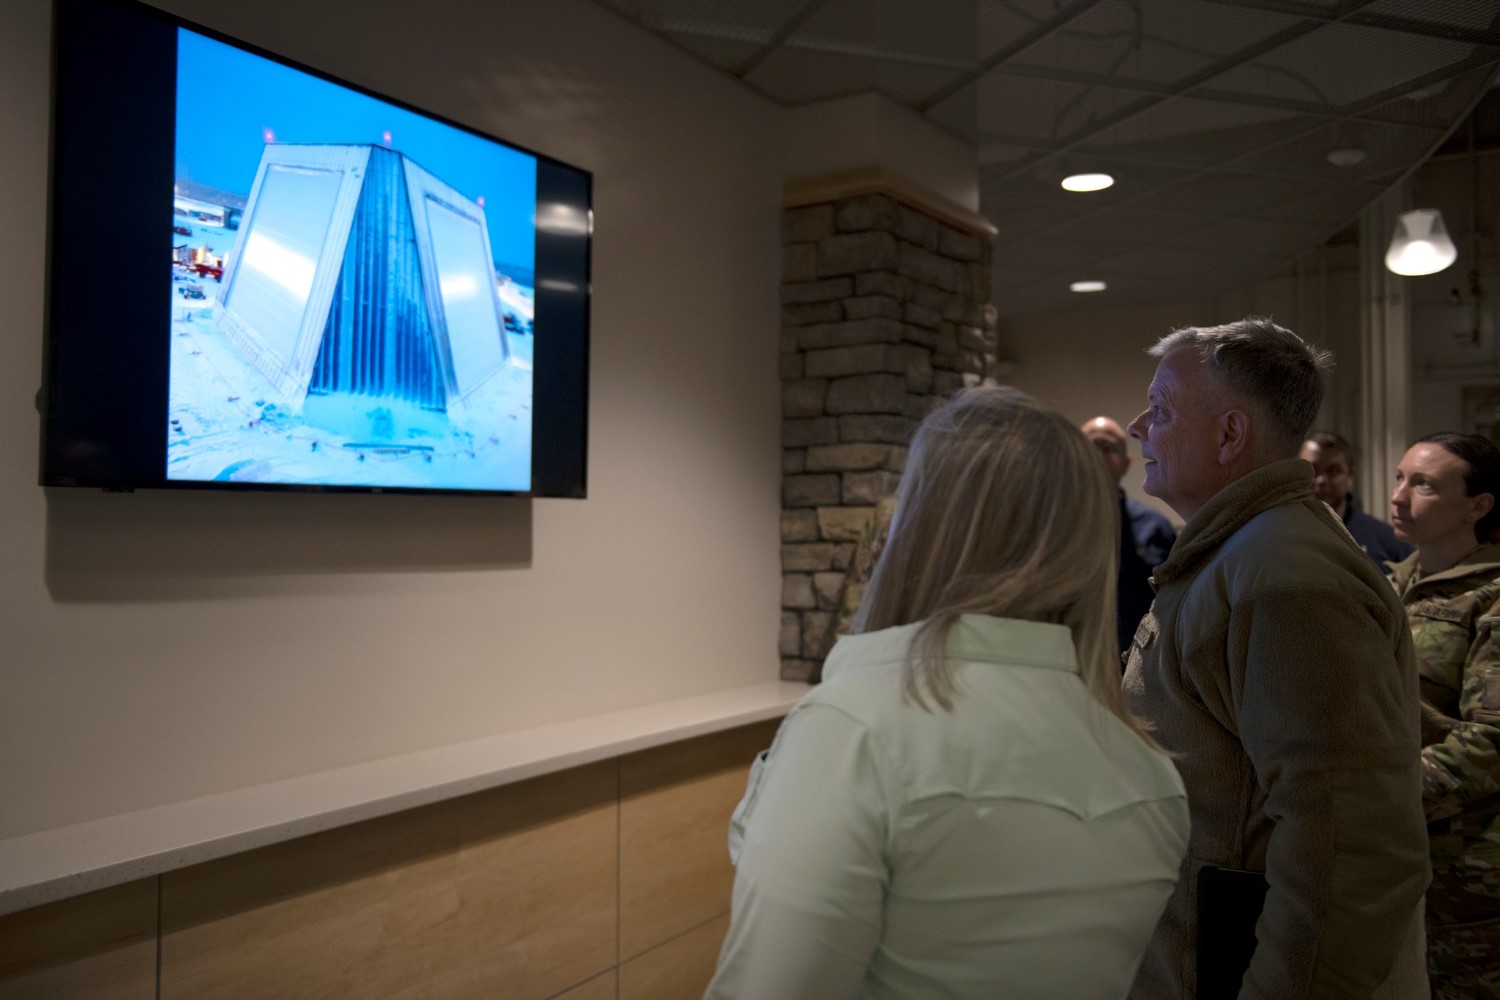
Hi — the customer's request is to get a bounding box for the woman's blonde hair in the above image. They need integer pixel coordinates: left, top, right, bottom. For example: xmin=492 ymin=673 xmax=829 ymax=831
xmin=851 ymin=386 xmax=1153 ymax=742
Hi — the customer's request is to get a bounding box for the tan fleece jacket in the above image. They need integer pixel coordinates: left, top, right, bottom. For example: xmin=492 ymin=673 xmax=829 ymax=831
xmin=1125 ymin=459 xmax=1430 ymax=999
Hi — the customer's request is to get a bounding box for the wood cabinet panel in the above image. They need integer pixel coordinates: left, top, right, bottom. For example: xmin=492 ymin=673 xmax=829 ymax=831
xmin=551 ymin=969 xmax=615 ymax=1000
xmin=619 ymin=915 xmax=730 ymax=1000
xmin=618 ymin=720 xmax=777 ymax=960
xmin=160 ymin=761 xmax=617 ymax=1000
xmin=0 ymin=879 xmax=156 ymax=1000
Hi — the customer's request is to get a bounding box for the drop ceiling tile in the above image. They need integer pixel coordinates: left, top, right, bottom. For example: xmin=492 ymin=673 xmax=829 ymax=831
xmin=745 ymin=45 xmax=960 ymax=105
xmin=1055 ymin=207 xmax=1215 ymax=251
xmin=976 ymin=0 xmax=1063 ymax=59
xmin=1102 ymin=242 xmax=1258 ymax=275
xmin=797 ymin=0 xmax=979 ymax=68
xmin=1205 ymin=23 xmax=1475 ymax=108
xmin=1357 ymin=61 xmax=1500 ymax=129
xmin=1090 ymin=95 xmax=1309 ymax=150
xmin=1167 ymin=215 xmax=1329 ymax=256
xmin=1252 ymin=185 xmax=1376 ymax=228
xmin=589 ymin=0 xmax=1493 ymax=321
xmin=1006 ymin=1 xmax=1155 ymax=80
xmin=661 ymin=32 xmax=764 ymax=72
xmin=601 ymin=0 xmax=812 ymax=32
xmin=1060 ymin=139 xmax=1222 ymax=171
xmin=1361 ymin=0 xmax=1500 ymax=44
xmin=992 ymin=233 xmax=1135 ymax=272
xmin=978 ymin=140 xmax=1035 ymax=168
xmin=1234 ymin=118 xmax=1438 ymax=179
xmin=1126 ymin=170 xmax=1329 ymax=216
xmin=1022 ymin=0 xmax=1304 ymax=83
xmin=1121 ymin=0 xmax=1311 ymax=76
xmin=967 ymin=73 xmax=1148 ymax=142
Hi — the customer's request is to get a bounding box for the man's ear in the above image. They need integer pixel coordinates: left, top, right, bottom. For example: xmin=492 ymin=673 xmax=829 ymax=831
xmin=1217 ymin=409 xmax=1251 ymax=465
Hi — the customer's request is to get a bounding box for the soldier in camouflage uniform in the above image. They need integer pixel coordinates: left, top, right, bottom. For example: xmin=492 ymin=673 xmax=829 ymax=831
xmin=1389 ymin=432 xmax=1500 ymax=999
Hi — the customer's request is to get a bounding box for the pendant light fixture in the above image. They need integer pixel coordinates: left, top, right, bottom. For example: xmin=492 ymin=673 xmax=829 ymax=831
xmin=1385 ymin=208 xmax=1458 ymax=276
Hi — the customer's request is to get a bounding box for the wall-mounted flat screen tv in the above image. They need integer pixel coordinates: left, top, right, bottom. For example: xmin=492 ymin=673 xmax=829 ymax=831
xmin=43 ymin=0 xmax=590 ymax=497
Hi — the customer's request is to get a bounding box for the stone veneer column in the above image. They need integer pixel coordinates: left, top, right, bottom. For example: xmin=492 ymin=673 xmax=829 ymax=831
xmin=779 ymin=179 xmax=999 ymax=682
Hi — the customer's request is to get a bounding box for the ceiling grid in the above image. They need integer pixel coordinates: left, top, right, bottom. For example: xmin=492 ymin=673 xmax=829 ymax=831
xmin=593 ymin=0 xmax=1500 ymax=314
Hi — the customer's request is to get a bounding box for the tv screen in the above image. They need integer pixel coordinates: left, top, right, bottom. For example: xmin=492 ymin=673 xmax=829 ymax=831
xmin=43 ymin=0 xmax=590 ymax=497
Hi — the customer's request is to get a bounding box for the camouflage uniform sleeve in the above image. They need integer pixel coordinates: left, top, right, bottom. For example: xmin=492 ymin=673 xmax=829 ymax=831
xmin=1422 ymin=598 xmax=1500 ymax=823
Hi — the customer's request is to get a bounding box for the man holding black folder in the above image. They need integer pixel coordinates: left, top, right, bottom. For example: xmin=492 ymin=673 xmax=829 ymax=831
xmin=1123 ymin=318 xmax=1431 ymax=999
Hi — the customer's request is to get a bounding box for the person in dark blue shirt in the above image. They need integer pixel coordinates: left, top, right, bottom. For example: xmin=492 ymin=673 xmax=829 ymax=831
xmin=1300 ymin=430 xmax=1413 ymax=569
xmin=1082 ymin=416 xmax=1179 ymax=656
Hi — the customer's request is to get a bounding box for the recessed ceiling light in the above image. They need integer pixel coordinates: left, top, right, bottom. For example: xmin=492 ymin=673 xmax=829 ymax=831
xmin=1070 ymin=280 xmax=1107 ymax=293
xmin=1327 ymin=147 xmax=1366 ymax=167
xmin=1060 ymin=172 xmax=1114 ymax=192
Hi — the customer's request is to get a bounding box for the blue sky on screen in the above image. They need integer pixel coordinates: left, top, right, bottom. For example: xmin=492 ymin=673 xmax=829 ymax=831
xmin=174 ymin=28 xmax=535 ymax=272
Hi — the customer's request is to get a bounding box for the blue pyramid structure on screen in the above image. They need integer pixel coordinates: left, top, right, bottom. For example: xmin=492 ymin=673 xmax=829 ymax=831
xmin=214 ymin=143 xmax=510 ymax=414
xmin=311 ymin=147 xmax=444 ymax=410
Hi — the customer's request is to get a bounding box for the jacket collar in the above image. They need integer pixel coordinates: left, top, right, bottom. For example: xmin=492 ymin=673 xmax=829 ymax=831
xmin=823 ymin=614 xmax=1078 ymax=682
xmin=1388 ymin=543 xmax=1500 ymax=592
xmin=1153 ymin=458 xmax=1313 ymax=586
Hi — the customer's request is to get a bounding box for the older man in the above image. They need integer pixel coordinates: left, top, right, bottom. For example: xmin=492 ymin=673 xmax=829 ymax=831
xmin=1124 ymin=318 xmax=1430 ymax=999
xmin=1081 ymin=416 xmax=1178 ymax=655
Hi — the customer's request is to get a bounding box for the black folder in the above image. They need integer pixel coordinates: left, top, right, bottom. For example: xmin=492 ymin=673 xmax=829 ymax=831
xmin=1196 ymin=865 xmax=1270 ymax=998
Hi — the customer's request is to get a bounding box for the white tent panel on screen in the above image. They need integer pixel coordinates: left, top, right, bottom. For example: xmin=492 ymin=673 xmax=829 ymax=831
xmin=214 ymin=142 xmax=510 ymax=415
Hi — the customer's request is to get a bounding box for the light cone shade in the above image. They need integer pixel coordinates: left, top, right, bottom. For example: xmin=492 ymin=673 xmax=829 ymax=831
xmin=1385 ymin=209 xmax=1458 ymax=276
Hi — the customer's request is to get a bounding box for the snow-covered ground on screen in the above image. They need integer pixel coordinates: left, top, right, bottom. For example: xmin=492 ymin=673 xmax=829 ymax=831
xmin=166 ymin=216 xmax=535 ymax=492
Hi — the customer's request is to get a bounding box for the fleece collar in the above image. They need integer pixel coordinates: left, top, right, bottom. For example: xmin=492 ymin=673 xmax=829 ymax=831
xmin=1153 ymin=458 xmax=1314 ymax=586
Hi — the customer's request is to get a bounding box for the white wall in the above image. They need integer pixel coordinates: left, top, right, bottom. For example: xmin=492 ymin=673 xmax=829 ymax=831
xmin=1406 ymin=152 xmax=1500 ymax=440
xmin=1001 ymin=272 xmax=1363 ymax=527
xmin=1001 ymin=300 xmax=1210 ymax=527
xmin=1 ymin=0 xmax=784 ymax=838
xmin=783 ymin=92 xmax=980 ymax=210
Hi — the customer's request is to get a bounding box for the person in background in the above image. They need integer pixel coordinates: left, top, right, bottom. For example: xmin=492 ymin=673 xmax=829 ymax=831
xmin=1123 ymin=317 xmax=1429 ymax=999
xmin=1301 ymin=429 xmax=1413 ymax=567
xmin=1388 ymin=432 xmax=1500 ymax=999
xmin=706 ymin=387 xmax=1188 ymax=1000
xmin=1082 ymin=416 xmax=1178 ymax=656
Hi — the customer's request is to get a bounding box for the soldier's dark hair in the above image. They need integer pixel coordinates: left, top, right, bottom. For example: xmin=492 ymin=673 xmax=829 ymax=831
xmin=1305 ymin=430 xmax=1356 ymax=469
xmin=1417 ymin=432 xmax=1500 ymax=542
xmin=1150 ymin=317 xmax=1334 ymax=459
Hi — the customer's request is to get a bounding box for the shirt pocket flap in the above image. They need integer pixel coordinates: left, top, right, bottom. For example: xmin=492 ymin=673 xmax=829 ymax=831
xmin=727 ymin=749 xmax=770 ymax=864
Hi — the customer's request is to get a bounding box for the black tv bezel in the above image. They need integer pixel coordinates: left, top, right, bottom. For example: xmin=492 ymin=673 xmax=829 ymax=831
xmin=41 ymin=0 xmax=591 ymax=499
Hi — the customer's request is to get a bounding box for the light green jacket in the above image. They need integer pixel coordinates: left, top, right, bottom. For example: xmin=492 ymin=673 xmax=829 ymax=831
xmin=707 ymin=614 xmax=1188 ymax=1000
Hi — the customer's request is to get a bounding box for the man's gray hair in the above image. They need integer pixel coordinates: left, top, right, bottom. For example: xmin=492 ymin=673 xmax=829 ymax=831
xmin=1150 ymin=317 xmax=1334 ymax=456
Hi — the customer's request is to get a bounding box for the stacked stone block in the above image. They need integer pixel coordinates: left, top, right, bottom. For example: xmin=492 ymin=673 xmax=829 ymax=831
xmin=780 ymin=191 xmax=999 ymax=682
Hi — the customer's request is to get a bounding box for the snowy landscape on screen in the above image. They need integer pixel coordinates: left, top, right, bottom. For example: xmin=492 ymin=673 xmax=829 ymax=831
xmin=166 ymin=27 xmax=538 ymax=492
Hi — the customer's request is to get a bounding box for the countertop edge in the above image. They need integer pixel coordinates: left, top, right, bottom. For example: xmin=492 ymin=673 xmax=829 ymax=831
xmin=0 ymin=680 xmax=809 ymax=917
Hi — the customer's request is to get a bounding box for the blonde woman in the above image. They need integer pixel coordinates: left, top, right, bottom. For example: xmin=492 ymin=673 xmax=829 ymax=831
xmin=705 ymin=387 xmax=1189 ymax=1000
